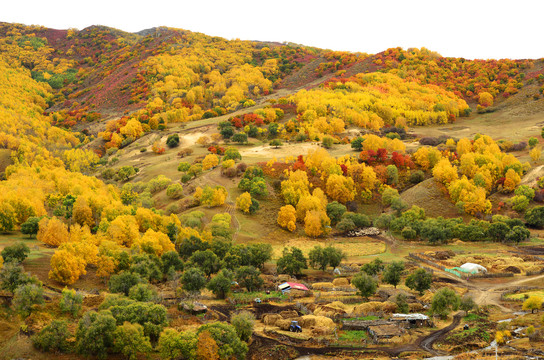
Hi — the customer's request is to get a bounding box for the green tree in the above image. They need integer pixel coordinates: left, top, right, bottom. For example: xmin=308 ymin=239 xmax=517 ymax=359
xmin=460 ymin=296 xmax=477 ymax=314
xmin=386 ymin=165 xmax=399 ymax=185
xmin=308 ymin=246 xmax=344 ymax=271
xmin=506 ymin=226 xmax=531 ymax=244
xmin=60 ymin=288 xmax=83 ymax=316
xmin=177 ymin=162 xmax=191 ymax=172
xmin=128 ymin=283 xmax=156 ymax=302
xmin=13 ymin=283 xmax=44 ymax=316
xmin=161 ymin=251 xmax=184 ymax=275
xmin=395 ymin=293 xmax=409 ymax=313
xmin=21 ymin=217 xmax=41 ymax=238
xmin=223 ymin=147 xmax=242 ymax=161
xmin=269 ymin=139 xmax=282 ymax=148
xmin=158 ymin=329 xmax=197 ymax=360
xmin=405 ymin=268 xmax=432 ymax=295
xmin=351 ymin=136 xmax=365 ymax=151
xmin=0 ymin=263 xmax=39 ymax=292
xmin=231 ymin=311 xmax=255 ymax=342
xmin=113 ymin=322 xmax=152 ymax=360
xmin=178 ymin=235 xmax=209 ymax=260
xmin=108 ymin=272 xmax=142 ymax=296
xmin=526 ymin=206 xmax=544 ymax=228
xmin=235 ymin=266 xmax=263 ymax=292
xmin=207 ymin=269 xmax=234 ymax=299
xmin=361 ymin=258 xmax=384 ymax=276
xmin=486 ymin=221 xmax=510 ymax=242
xmin=32 ymin=320 xmax=70 ymax=353
xmin=268 ymin=123 xmax=279 ymax=137
xmin=431 ymin=288 xmax=460 ymax=319
xmin=276 ymin=247 xmax=307 ymax=277
xmin=188 ymin=249 xmax=221 ymax=278
xmin=181 ymin=267 xmax=207 ymax=294
xmin=166 ymin=134 xmax=180 ymax=148
xmin=351 ymin=273 xmax=378 ymax=300
xmin=248 ymin=243 xmax=272 ymax=270
xmin=197 ymin=322 xmax=248 ymax=360
xmin=76 ymin=310 xmax=117 ymax=359
xmin=383 ymin=261 xmax=405 ymax=288
xmin=1 ymin=242 xmax=30 ymax=264
xmin=117 ymin=166 xmax=136 ymax=181
xmin=326 ymin=201 xmax=347 ymax=225
xmin=232 ymin=133 xmax=248 ymax=144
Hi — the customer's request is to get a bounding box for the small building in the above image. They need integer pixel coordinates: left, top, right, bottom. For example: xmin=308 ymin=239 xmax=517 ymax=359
xmin=278 ymin=282 xmax=309 ymax=294
xmin=390 ymin=313 xmax=432 ymax=328
xmin=367 ymin=324 xmax=404 ymax=343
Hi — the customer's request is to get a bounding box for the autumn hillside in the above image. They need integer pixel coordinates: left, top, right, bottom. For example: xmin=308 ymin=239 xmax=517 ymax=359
xmin=2 ymin=21 xmax=544 ymax=360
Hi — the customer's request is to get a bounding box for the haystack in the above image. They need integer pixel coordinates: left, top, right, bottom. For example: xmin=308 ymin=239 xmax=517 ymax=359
xmin=298 ymin=315 xmax=335 ymax=329
xmin=314 ymin=301 xmax=349 ymax=317
xmin=280 ymin=310 xmax=299 ymax=319
xmin=332 ymin=277 xmax=350 ymax=287
xmin=275 ymin=318 xmax=294 ymax=331
xmin=312 ymin=282 xmax=334 ymax=290
xmin=353 ymin=301 xmax=397 ymax=315
xmin=262 ymin=314 xmax=282 ymax=326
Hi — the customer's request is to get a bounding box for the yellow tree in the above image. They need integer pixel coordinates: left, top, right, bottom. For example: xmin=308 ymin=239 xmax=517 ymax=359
xmin=73 ymin=197 xmax=94 ymax=228
xmin=96 ymin=255 xmax=117 ymax=280
xmin=202 ymin=154 xmax=219 ymax=170
xmin=236 ymin=192 xmax=252 ymax=213
xmin=196 ymin=331 xmax=219 ymax=360
xmin=456 ymin=138 xmax=473 ymax=157
xmin=503 ymin=169 xmax=521 ymax=193
xmin=349 ymin=163 xmax=377 ymax=192
xmin=134 ymin=229 xmax=175 ymax=256
xmin=530 ymin=147 xmax=541 ymax=162
xmin=277 ymin=205 xmax=296 ymax=232
xmin=432 ymin=158 xmax=459 ymax=184
xmin=522 ymin=296 xmax=543 ymax=313
xmin=281 ymin=170 xmax=310 ymax=206
xmin=326 ymin=174 xmax=356 ymax=203
xmin=106 ymin=215 xmax=140 ymax=247
xmin=49 ymin=249 xmax=87 ymax=285
xmin=478 ymin=92 xmax=493 ymax=108
xmin=304 ymin=210 xmax=330 ymax=238
xmin=37 ymin=217 xmax=69 ymax=247
xmin=296 ymin=194 xmax=325 ymax=222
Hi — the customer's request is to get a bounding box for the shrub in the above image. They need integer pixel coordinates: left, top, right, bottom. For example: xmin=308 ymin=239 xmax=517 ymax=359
xmin=409 ymin=170 xmax=425 ymax=184
xmin=178 ymin=162 xmax=191 ymax=172
xmin=231 ymin=311 xmax=255 ymax=342
xmin=32 ymin=320 xmax=70 ymax=353
xmin=166 ymin=134 xmax=180 ymax=148
xmin=60 ymin=288 xmax=83 ymax=316
xmin=1 ymin=242 xmax=30 ymax=263
xmin=529 ymin=137 xmax=539 ymax=148
xmin=166 ymin=183 xmax=184 ymax=199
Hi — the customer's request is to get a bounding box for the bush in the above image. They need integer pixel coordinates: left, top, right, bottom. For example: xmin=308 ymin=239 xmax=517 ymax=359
xmin=166 ymin=134 xmax=180 ymax=148
xmin=166 ymin=183 xmax=184 ymax=199
xmin=231 ymin=311 xmax=255 ymax=342
xmin=32 ymin=320 xmax=70 ymax=353
xmin=529 ymin=137 xmax=539 ymax=148
xmin=60 ymin=288 xmax=83 ymax=316
xmin=1 ymin=242 xmax=30 ymax=263
xmin=322 ymin=136 xmax=334 ymax=148
xmin=14 ymin=283 xmax=44 ymax=316
xmin=409 ymin=170 xmax=425 ymax=184
xmin=128 ymin=283 xmax=156 ymax=302
xmin=401 ymin=226 xmax=417 ymax=240
xmin=109 ymin=272 xmax=142 ymax=296
xmin=181 ymin=174 xmax=192 ymax=183
xmin=178 ymin=162 xmax=191 ymax=172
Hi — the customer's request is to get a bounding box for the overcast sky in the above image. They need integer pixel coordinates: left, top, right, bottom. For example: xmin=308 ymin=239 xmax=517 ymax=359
xmin=2 ymin=0 xmax=541 ymax=60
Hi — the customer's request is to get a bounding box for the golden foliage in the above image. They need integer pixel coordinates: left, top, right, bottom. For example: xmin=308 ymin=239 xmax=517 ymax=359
xmin=277 ymin=205 xmax=297 ymax=232
xmin=37 ymin=217 xmax=69 ymax=247
xmin=49 ymin=249 xmax=86 ymax=285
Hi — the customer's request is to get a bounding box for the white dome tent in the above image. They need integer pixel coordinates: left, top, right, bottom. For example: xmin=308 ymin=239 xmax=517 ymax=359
xmin=459 ymin=263 xmax=487 ymax=274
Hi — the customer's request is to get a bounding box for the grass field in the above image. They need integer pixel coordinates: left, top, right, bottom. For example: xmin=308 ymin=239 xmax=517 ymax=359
xmin=505 ymin=290 xmax=544 ymax=300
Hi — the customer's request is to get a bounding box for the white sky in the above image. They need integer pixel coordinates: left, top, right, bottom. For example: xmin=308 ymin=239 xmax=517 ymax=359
xmin=2 ymin=0 xmax=541 ymax=60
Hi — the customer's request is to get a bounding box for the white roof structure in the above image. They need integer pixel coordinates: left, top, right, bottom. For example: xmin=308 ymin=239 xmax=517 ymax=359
xmin=391 ymin=313 xmax=429 ymax=321
xmin=460 ymin=263 xmax=487 ymax=273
